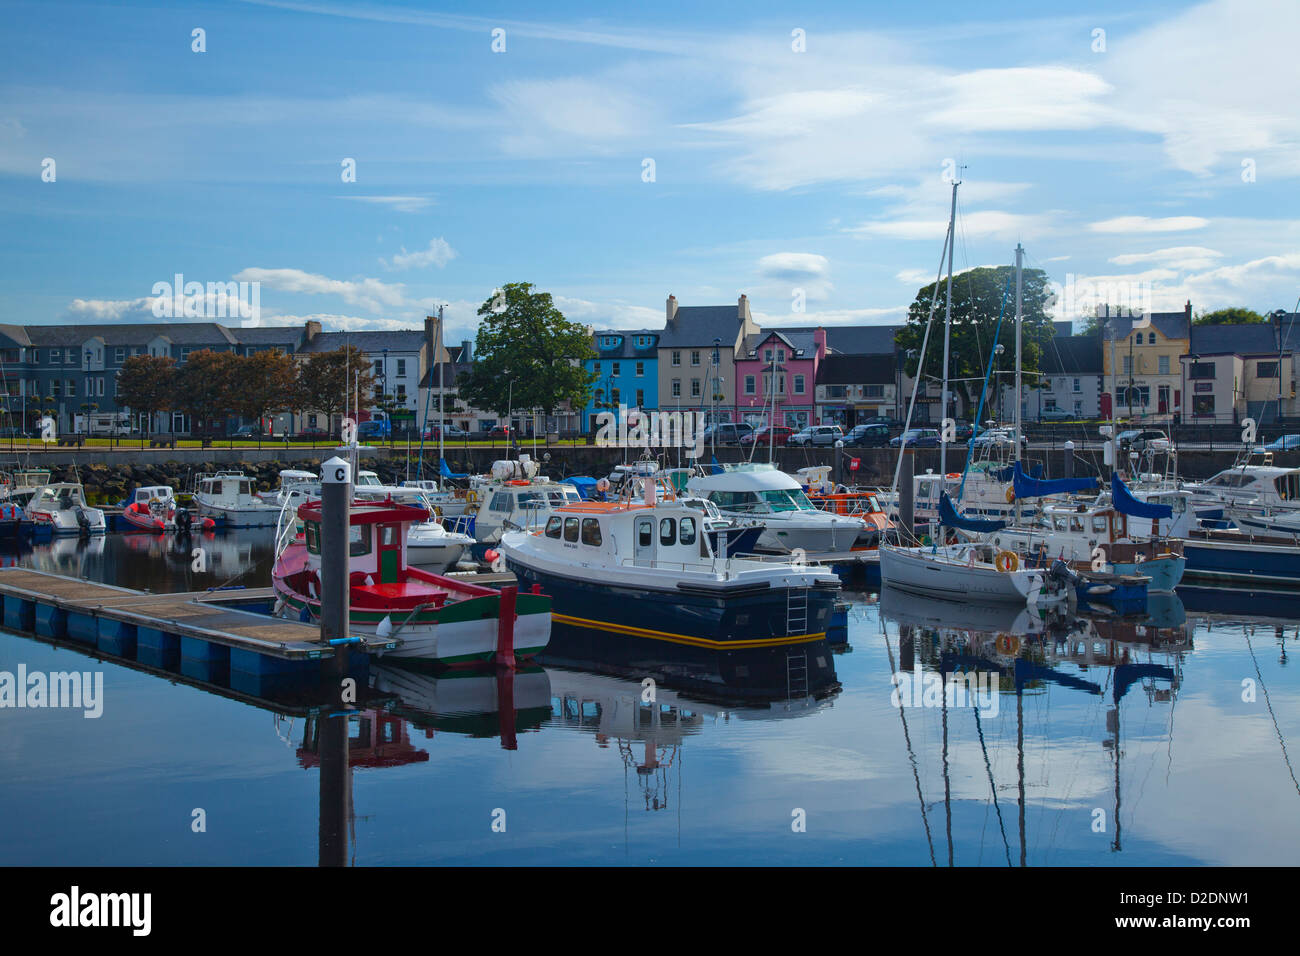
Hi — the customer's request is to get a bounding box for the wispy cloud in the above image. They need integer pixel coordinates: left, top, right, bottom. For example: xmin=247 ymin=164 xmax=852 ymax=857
xmin=1089 ymin=216 xmax=1209 ymax=234
xmin=338 ymin=195 xmax=436 ymax=213
xmin=380 ymin=238 xmax=458 ymax=271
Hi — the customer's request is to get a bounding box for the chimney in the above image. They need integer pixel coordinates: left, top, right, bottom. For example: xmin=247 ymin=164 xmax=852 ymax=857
xmin=461 ymin=339 xmax=472 ymax=363
xmin=424 ymin=315 xmax=437 ymax=362
xmin=738 ymin=293 xmax=749 ymax=322
xmin=666 ymin=294 xmax=677 ymax=324
xmin=814 ymin=327 xmax=827 ymax=359
xmin=305 ymin=319 xmax=322 ymax=341
xmin=1185 ymin=299 xmax=1192 ymax=322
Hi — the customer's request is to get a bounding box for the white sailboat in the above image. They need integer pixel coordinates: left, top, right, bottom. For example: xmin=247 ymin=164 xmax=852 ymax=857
xmin=878 ymin=184 xmax=1064 ymax=605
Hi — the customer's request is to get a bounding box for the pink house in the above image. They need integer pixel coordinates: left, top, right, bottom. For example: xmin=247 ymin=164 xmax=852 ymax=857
xmin=734 ymin=328 xmax=827 ymax=430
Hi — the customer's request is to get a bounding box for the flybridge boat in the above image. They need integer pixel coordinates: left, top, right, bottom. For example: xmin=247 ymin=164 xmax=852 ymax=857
xmin=193 ymin=472 xmax=280 ymax=527
xmin=122 ymin=485 xmax=216 ymax=533
xmin=25 ymin=482 xmax=106 ymax=535
xmin=499 ymin=478 xmax=841 ymax=696
xmin=258 ymin=469 xmax=321 ymax=508
xmin=353 ymin=485 xmax=475 ymax=571
xmin=1181 ymin=449 xmax=1300 ymax=521
xmin=456 ymin=458 xmax=583 ymax=548
xmin=686 ymin=464 xmax=869 ymax=553
xmin=0 ymin=468 xmax=52 ymax=505
xmin=272 ymin=497 xmax=550 ymax=666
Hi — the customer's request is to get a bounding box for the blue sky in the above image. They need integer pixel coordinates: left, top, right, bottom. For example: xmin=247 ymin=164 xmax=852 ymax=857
xmin=3 ymin=0 xmax=1299 ymax=344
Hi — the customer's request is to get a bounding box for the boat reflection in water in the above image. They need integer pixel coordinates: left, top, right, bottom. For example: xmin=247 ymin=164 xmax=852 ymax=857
xmin=877 ymin=585 xmax=1191 ymax=863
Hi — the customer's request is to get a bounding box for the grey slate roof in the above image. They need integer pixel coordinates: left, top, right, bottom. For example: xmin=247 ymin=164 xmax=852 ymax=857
xmin=1042 ymin=334 xmax=1102 ymax=374
xmin=658 ymin=306 xmax=742 ymax=348
xmin=23 ymin=322 xmax=239 ymax=347
xmin=823 ymin=325 xmax=900 ymax=356
xmin=745 ymin=327 xmax=818 ymax=358
xmin=816 ymin=353 xmax=896 ymax=384
xmin=299 ymin=330 xmax=426 ymax=353
xmin=1104 ymin=310 xmax=1190 ymax=342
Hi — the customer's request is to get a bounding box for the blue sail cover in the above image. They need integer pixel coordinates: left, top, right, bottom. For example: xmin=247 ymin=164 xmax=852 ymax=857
xmin=940 ymin=492 xmax=1006 ymax=532
xmin=1111 ymin=473 xmax=1171 ymax=519
xmin=991 ymin=462 xmax=1043 ymax=482
xmin=1012 ymin=461 xmax=1097 ymax=499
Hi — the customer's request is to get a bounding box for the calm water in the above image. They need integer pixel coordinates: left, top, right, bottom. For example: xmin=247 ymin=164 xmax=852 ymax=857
xmin=2 ymin=533 xmax=1298 ymax=866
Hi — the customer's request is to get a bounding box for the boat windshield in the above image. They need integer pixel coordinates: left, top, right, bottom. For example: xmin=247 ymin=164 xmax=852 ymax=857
xmin=759 ymin=488 xmax=812 ymax=512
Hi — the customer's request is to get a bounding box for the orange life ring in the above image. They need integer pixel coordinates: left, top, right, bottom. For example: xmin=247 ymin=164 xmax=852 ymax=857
xmin=995 ymin=550 xmax=1019 ymax=572
xmin=1005 ymin=486 xmax=1016 ymax=504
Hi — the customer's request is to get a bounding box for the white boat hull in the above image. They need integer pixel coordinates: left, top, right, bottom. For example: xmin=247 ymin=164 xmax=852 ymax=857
xmin=195 ymin=499 xmax=280 ymax=527
xmin=879 ymin=543 xmax=1048 ymax=604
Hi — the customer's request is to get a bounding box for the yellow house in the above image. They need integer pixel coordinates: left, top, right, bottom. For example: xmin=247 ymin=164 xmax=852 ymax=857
xmin=1100 ymin=303 xmax=1191 ymax=422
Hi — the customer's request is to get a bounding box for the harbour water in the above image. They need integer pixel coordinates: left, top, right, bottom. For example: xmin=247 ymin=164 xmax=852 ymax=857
xmin=1 ymin=533 xmax=1298 ymax=866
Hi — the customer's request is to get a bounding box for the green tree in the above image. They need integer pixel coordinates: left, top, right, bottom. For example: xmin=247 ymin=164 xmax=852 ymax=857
xmin=896 ymin=265 xmax=1055 ymax=413
xmin=231 ymin=349 xmax=296 ymax=442
xmin=173 ymin=349 xmax=240 ymax=437
xmin=299 ymin=346 xmax=375 ymax=437
xmin=1194 ymin=307 xmax=1266 ymax=326
xmin=115 ymin=354 xmax=177 ymax=440
xmin=456 ymin=283 xmax=596 ymax=419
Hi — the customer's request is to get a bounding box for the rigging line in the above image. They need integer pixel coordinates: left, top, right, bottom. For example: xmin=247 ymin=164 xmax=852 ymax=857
xmin=883 ymin=629 xmax=938 ymax=866
xmin=958 ymin=272 xmax=1012 ymax=503
xmin=1244 ymin=626 xmax=1300 ymax=799
xmin=973 ymin=701 xmax=1013 ymax=867
xmin=887 ymin=213 xmax=953 ymax=531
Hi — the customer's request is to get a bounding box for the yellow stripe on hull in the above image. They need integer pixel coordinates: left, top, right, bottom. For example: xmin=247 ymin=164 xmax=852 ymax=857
xmin=551 ymin=612 xmax=825 ymax=650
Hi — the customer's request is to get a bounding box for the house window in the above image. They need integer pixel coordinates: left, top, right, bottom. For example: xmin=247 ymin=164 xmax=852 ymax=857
xmin=1072 ymin=377 xmax=1081 ymax=392
xmin=611 ymin=388 xmax=620 ymax=405
xmin=1158 ymin=355 xmax=1170 ymax=375
xmin=97 ymin=378 xmax=105 ymax=397
xmin=1122 ymin=355 xmax=1132 ymax=375
xmin=396 ymin=359 xmax=406 ymax=376
xmin=635 ymin=361 xmax=644 ymax=376
xmin=671 ymin=351 xmax=681 ymax=366
xmin=114 ymin=347 xmax=125 ymax=363
xmin=671 ymin=379 xmax=681 ymax=397
xmin=777 ymin=349 xmax=785 ymax=362
xmin=593 ymin=362 xmax=600 ymax=374
xmin=636 ymin=389 xmax=644 ymax=408
xmin=1189 ymin=362 xmax=1216 ymax=380
xmin=764 ymin=349 xmax=773 ymax=362
xmin=1258 ymin=361 xmax=1279 ymax=377
xmin=1193 ymin=394 xmax=1216 ymax=417
xmin=691 ymin=350 xmax=700 ymax=366
xmin=66 ymin=379 xmax=76 ymax=396
xmin=612 ymin=361 xmax=620 ymax=376
xmin=745 ymin=375 xmax=756 ymax=395
xmin=396 ymin=384 xmax=407 ymax=400
xmin=1074 ymin=400 xmax=1082 ymax=415
xmin=32 ymin=350 xmax=39 ymax=364
xmin=51 ymin=380 xmax=61 ymax=397
xmin=691 ymin=379 xmax=701 ymax=397
xmin=794 ymin=374 xmax=805 ymax=394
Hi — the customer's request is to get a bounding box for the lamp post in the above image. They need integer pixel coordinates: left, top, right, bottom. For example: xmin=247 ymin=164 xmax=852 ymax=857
xmin=506 ymin=376 xmax=518 ymax=452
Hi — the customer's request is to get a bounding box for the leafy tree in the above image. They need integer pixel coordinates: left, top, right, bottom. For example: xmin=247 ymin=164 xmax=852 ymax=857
xmin=896 ymin=265 xmax=1055 ymax=414
xmin=231 ymin=349 xmax=296 ymax=441
xmin=299 ymin=346 xmax=375 ymax=437
xmin=456 ymin=282 xmax=596 ymax=419
xmin=1194 ymin=307 xmax=1266 ymax=326
xmin=173 ymin=349 xmax=240 ymax=436
xmin=115 ymin=354 xmax=177 ymax=439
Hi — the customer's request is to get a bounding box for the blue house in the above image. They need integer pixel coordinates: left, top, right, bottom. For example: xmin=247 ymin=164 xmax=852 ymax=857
xmin=582 ymin=330 xmax=659 ymax=431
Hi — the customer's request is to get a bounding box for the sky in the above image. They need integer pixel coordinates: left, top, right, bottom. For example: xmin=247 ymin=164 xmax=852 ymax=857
xmin=2 ymin=0 xmax=1299 ymax=345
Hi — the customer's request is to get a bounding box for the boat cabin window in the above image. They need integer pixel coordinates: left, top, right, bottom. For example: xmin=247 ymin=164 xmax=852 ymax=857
xmin=580 ymin=518 xmax=602 ymax=546
xmin=545 ymin=516 xmax=563 ymax=538
xmin=759 ymin=488 xmax=812 ymax=512
xmin=638 ymin=521 xmax=653 ymax=548
xmin=707 ymin=490 xmax=760 ymax=512
xmin=379 ymin=525 xmax=399 ymax=547
xmin=1052 ymin=515 xmax=1067 ymax=531
xmin=679 ymin=516 xmax=697 ymax=546
xmin=1275 ymin=474 xmax=1300 ymax=500
xmin=563 ymin=517 xmax=580 ymax=543
xmin=306 ymin=523 xmax=320 ymax=554
xmin=490 ymin=492 xmax=510 ymax=511
xmin=1069 ymin=516 xmax=1084 ymax=532
xmin=349 ymin=524 xmax=371 ymax=556
xmin=660 ymin=517 xmax=676 ymax=546
xmin=1092 ymin=515 xmax=1108 ymax=533
xmin=918 ymin=480 xmax=932 ymax=498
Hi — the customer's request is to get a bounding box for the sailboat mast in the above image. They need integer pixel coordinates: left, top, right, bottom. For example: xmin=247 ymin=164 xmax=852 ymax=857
xmin=939 ymin=180 xmax=958 ymax=477
xmin=1014 ymin=243 xmax=1023 ymax=464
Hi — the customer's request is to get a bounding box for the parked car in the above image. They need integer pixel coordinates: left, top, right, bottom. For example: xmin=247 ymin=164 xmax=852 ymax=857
xmin=701 ymin=422 xmax=755 ymax=446
xmin=231 ymin=425 xmax=264 ymax=439
xmin=788 ymin=424 xmax=845 ymax=447
xmin=739 ymin=424 xmax=794 ymax=447
xmin=953 ymin=421 xmax=975 ymax=441
xmin=488 ymin=425 xmax=513 ymax=440
xmin=1038 ymin=407 xmax=1073 ymax=422
xmin=843 ymin=423 xmax=891 ymax=447
xmin=356 ymin=420 xmax=391 ymax=440
xmin=423 ymin=424 xmax=469 ymax=440
xmin=1116 ymin=428 xmax=1166 ymax=452
xmin=1265 ymin=434 xmax=1300 ymax=451
xmin=971 ymin=428 xmax=1027 ymax=449
xmin=293 ymin=428 xmax=331 ymax=441
xmin=889 ymin=428 xmax=941 ymax=448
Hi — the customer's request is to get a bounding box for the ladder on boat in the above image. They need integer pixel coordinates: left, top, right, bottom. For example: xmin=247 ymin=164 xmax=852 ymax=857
xmin=785 ymin=587 xmax=808 ymax=635
xmin=786 ymin=650 xmax=809 ymax=699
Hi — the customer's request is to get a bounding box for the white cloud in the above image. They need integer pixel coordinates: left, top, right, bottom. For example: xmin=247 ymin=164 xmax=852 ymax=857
xmin=380 ymin=237 xmax=458 ymax=271
xmin=1109 ymin=246 xmax=1224 ymax=270
xmin=233 ymin=267 xmax=410 ymax=312
xmin=1089 ymin=216 xmax=1209 ymax=234
xmin=338 ymin=195 xmax=436 ymax=213
xmin=756 ymin=252 xmax=832 ymax=300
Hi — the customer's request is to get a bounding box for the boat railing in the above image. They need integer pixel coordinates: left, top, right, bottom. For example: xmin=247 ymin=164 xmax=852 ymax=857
xmin=273 ymin=493 xmax=301 ymax=559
